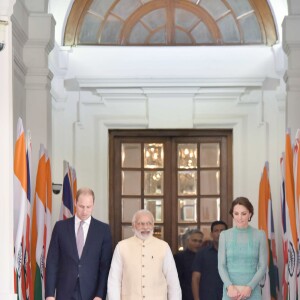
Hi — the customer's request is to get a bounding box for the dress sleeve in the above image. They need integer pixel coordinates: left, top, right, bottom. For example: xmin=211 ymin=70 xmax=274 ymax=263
xmin=247 ymin=230 xmax=268 ymax=290
xmin=218 ymin=231 xmax=232 ymax=289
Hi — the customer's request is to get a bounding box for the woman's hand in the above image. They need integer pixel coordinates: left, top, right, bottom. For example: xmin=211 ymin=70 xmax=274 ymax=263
xmin=237 ymin=286 xmax=252 ymax=300
xmin=227 ymin=285 xmax=241 ymax=300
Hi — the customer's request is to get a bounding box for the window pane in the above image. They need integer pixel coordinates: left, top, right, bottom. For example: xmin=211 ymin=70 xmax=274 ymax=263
xmin=200 ymin=197 xmax=220 ymax=222
xmin=101 ymin=15 xmax=123 ymax=44
xmin=144 ymin=143 xmax=164 ymax=168
xmin=200 ymin=170 xmax=220 ymax=195
xmin=144 ymin=171 xmax=164 ymax=195
xmin=178 ymin=198 xmax=197 ymax=223
xmin=122 ymin=171 xmax=141 ymax=195
xmin=141 ymin=8 xmax=166 ymax=30
xmin=178 ymin=171 xmax=197 ymax=195
xmin=200 ymin=143 xmax=220 ymax=167
xmin=122 ymin=225 xmax=134 ymax=239
xmin=218 ymin=14 xmax=240 ymax=43
xmin=240 ymin=14 xmax=262 ymax=43
xmin=153 ymin=225 xmax=164 ymax=240
xmin=122 ymin=198 xmax=141 ymax=222
xmin=200 ymin=224 xmax=211 ymax=240
xmin=112 ymin=0 xmax=141 ymax=19
xmin=144 ymin=198 xmax=163 ymax=222
xmin=178 ymin=225 xmax=198 ymax=251
xmin=191 ymin=22 xmax=214 ymax=43
xmin=122 ymin=143 xmax=141 ymax=168
xmin=178 ymin=143 xmax=197 ymax=169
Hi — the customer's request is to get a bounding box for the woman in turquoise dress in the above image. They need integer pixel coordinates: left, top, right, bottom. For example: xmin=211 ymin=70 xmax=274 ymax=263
xmin=218 ymin=197 xmax=267 ymax=300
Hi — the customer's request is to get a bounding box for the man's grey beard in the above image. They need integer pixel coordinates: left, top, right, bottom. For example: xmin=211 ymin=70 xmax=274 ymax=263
xmin=133 ymin=229 xmax=154 ymax=240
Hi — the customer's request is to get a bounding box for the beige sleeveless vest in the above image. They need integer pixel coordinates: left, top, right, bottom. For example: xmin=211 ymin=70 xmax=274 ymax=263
xmin=118 ymin=235 xmax=169 ymax=300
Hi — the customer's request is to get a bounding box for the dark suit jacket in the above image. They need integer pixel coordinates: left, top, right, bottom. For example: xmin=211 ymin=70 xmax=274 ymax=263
xmin=45 ymin=216 xmax=112 ymax=300
xmin=174 ymin=249 xmax=196 ymax=300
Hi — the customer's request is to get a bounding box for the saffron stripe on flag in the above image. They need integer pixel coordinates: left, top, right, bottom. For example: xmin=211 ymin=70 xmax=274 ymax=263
xmin=13 ymin=118 xmax=27 ymax=300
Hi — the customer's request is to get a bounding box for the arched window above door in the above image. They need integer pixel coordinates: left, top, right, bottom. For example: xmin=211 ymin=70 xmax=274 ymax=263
xmin=64 ymin=0 xmax=277 ymax=46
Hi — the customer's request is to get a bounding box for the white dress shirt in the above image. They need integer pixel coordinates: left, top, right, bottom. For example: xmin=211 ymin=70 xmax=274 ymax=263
xmin=75 ymin=215 xmax=91 ymax=244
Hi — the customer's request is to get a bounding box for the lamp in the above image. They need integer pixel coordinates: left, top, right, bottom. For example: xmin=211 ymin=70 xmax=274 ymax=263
xmin=0 ymin=20 xmax=8 ymax=52
xmin=52 ymin=183 xmax=62 ymax=195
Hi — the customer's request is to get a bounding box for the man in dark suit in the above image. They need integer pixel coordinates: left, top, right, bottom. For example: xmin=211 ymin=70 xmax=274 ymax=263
xmin=174 ymin=229 xmax=203 ymax=300
xmin=46 ymin=187 xmax=112 ymax=300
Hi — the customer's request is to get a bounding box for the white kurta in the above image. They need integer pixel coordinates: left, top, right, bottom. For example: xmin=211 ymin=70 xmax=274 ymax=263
xmin=108 ymin=235 xmax=181 ymax=300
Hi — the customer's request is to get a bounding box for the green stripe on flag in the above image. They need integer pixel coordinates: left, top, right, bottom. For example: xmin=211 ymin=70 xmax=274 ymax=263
xmin=34 ymin=263 xmax=42 ymax=300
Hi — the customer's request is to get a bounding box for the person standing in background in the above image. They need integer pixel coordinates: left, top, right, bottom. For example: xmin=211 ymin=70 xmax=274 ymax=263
xmin=218 ymin=197 xmax=267 ymax=300
xmin=174 ymin=229 xmax=203 ymax=300
xmin=192 ymin=220 xmax=228 ymax=300
xmin=107 ymin=209 xmax=181 ymax=300
xmin=46 ymin=187 xmax=112 ymax=300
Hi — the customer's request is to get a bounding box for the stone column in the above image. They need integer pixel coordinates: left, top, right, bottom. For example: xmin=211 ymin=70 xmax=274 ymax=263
xmin=283 ymin=0 xmax=300 ymax=138
xmin=0 ymin=0 xmax=17 ymax=298
xmin=23 ymin=12 xmax=55 ymax=185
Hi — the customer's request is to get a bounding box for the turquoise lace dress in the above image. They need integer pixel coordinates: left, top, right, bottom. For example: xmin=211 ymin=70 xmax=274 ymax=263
xmin=218 ymin=226 xmax=267 ymax=300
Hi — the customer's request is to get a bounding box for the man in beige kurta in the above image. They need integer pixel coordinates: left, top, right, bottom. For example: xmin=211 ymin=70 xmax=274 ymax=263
xmin=107 ymin=209 xmax=181 ymax=300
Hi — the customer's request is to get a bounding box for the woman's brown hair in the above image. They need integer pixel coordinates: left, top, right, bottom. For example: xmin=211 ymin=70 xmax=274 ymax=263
xmin=229 ymin=196 xmax=254 ymax=221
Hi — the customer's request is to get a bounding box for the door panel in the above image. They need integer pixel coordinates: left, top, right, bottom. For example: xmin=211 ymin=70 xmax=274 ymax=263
xmin=109 ymin=129 xmax=232 ymax=252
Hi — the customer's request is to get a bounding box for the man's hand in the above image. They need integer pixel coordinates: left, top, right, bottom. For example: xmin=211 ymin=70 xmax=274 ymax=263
xmin=46 ymin=297 xmax=55 ymax=300
xmin=191 ymin=271 xmax=201 ymax=300
xmin=93 ymin=297 xmax=102 ymax=300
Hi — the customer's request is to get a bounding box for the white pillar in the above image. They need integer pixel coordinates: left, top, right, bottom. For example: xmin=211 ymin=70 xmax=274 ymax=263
xmin=283 ymin=1 xmax=300 ymax=138
xmin=23 ymin=12 xmax=55 ymax=186
xmin=0 ymin=0 xmax=17 ymax=299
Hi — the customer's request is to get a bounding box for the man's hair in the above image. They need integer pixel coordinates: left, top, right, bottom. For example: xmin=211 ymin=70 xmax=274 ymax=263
xmin=185 ymin=229 xmax=203 ymax=240
xmin=76 ymin=187 xmax=95 ymax=202
xmin=132 ymin=209 xmax=154 ymax=224
xmin=211 ymin=220 xmax=228 ymax=232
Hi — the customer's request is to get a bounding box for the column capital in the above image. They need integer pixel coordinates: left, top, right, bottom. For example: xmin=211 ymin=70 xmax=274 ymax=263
xmin=282 ymin=15 xmax=300 ymax=55
xmin=0 ymin=0 xmax=16 ymax=16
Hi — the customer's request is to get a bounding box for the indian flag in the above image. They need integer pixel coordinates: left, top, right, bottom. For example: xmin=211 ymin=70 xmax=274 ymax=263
xmin=13 ymin=118 xmax=27 ymax=300
xmin=258 ymin=162 xmax=279 ymax=299
xmin=293 ymin=129 xmax=300 ymax=299
xmin=280 ymin=154 xmax=288 ymax=300
xmin=31 ymin=145 xmax=47 ymax=300
xmin=45 ymin=151 xmax=52 ymax=263
xmin=285 ymin=130 xmax=297 ymax=299
xmin=23 ymin=130 xmax=33 ymax=300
